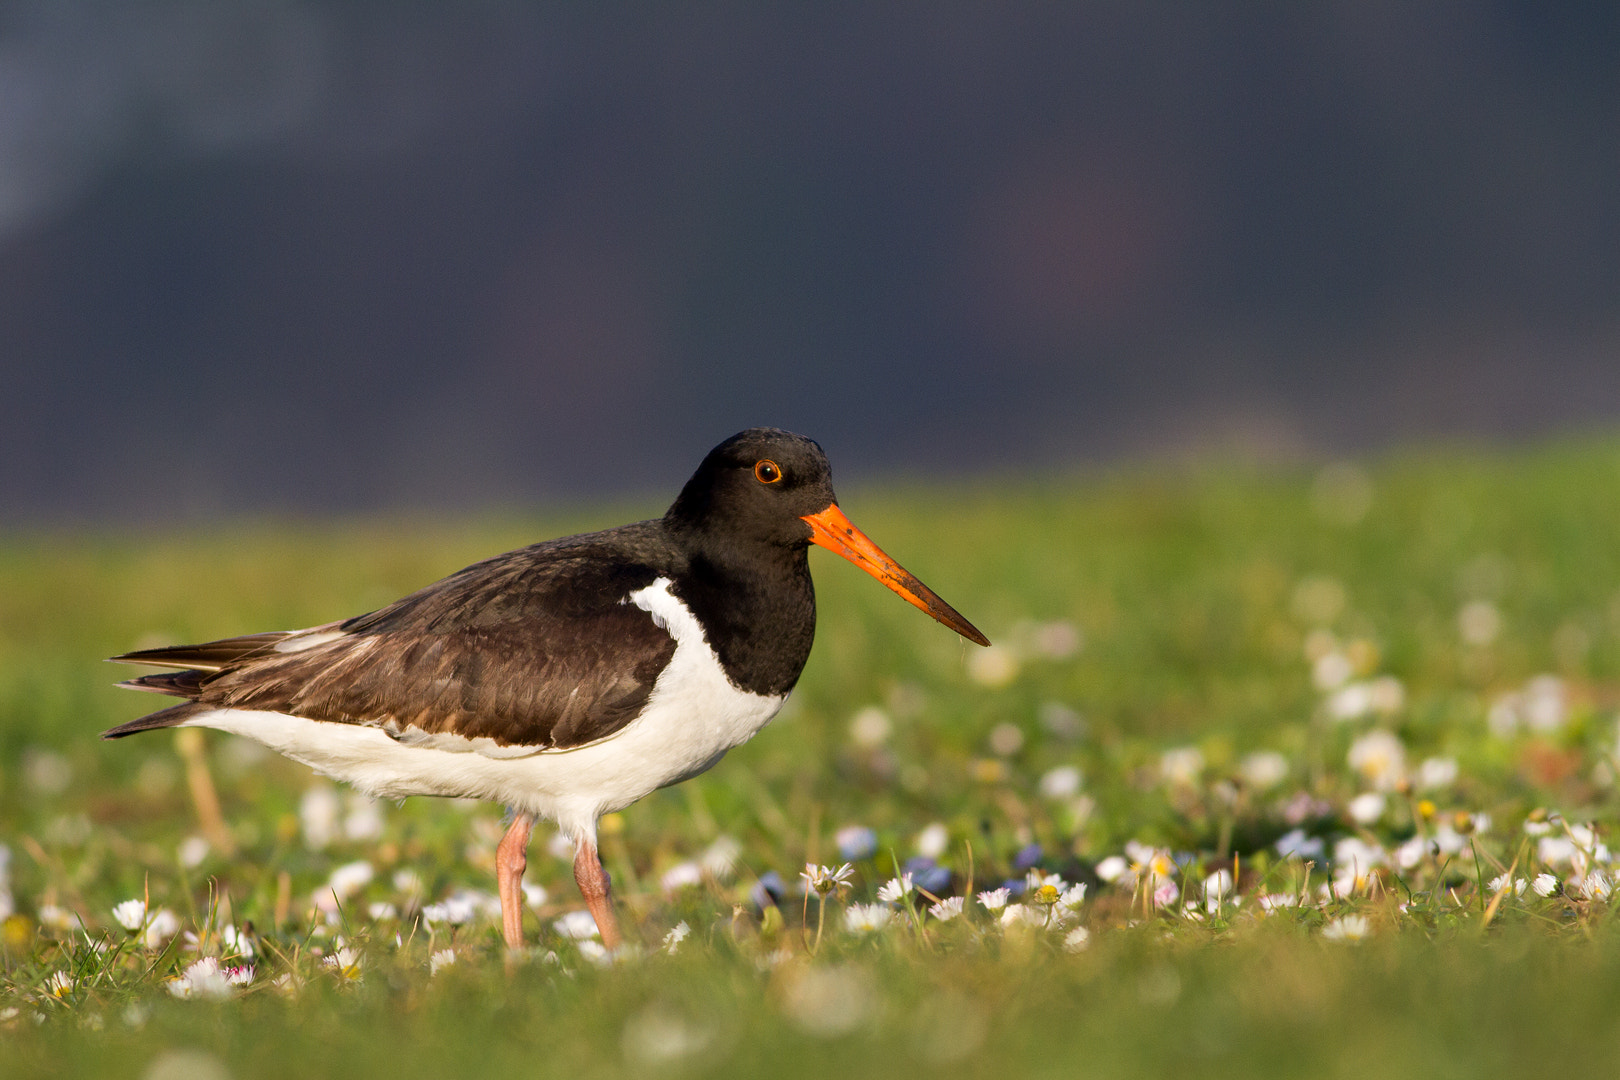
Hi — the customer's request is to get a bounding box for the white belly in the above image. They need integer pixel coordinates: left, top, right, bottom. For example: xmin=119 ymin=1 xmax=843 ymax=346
xmin=181 ymin=578 xmax=785 ymax=843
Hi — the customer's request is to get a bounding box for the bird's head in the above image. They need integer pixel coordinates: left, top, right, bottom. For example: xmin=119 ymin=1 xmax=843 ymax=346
xmin=666 ymin=428 xmax=989 ymax=647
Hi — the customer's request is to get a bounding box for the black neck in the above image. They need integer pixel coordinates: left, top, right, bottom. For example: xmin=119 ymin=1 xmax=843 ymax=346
xmin=668 ymin=533 xmax=816 ymax=697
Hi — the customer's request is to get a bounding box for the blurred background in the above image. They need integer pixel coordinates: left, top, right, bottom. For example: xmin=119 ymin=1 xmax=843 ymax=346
xmin=3 ymin=2 xmax=1618 ymax=521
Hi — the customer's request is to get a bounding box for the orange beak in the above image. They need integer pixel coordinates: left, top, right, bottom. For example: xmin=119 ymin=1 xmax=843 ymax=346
xmin=801 ymin=503 xmax=990 ymax=647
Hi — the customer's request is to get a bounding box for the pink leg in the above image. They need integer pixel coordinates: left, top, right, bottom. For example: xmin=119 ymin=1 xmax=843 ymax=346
xmin=496 ymin=813 xmax=535 ymax=950
xmin=573 ymin=837 xmax=622 ymax=950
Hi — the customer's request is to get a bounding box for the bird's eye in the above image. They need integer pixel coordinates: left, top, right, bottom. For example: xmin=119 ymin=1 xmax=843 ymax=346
xmin=754 ymin=459 xmax=782 ymax=484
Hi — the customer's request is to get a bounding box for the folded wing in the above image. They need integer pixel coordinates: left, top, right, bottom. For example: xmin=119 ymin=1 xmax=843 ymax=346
xmin=105 ymin=537 xmax=679 ymax=753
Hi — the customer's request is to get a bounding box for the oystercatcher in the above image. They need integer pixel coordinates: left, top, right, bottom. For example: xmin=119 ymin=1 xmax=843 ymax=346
xmin=105 ymin=428 xmax=988 ymax=949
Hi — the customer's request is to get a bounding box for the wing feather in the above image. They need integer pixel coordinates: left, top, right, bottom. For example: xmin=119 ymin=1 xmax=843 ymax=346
xmin=105 ymin=525 xmax=682 ymax=750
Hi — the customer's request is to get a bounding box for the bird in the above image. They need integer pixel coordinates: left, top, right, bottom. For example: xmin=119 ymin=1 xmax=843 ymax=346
xmin=104 ymin=427 xmax=989 ymax=950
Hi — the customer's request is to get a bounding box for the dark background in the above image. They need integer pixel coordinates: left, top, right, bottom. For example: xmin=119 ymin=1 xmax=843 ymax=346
xmin=4 ymin=2 xmax=1619 ymax=520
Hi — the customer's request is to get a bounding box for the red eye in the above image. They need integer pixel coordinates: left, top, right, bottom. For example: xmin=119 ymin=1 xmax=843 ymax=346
xmin=754 ymin=459 xmax=782 ymax=484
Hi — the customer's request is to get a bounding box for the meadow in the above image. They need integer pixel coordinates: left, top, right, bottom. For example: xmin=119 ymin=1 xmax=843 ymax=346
xmin=3 ymin=439 xmax=1620 ymax=1078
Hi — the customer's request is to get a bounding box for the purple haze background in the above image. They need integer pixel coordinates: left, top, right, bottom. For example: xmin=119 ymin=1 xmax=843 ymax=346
xmin=4 ymin=3 xmax=1619 ymax=518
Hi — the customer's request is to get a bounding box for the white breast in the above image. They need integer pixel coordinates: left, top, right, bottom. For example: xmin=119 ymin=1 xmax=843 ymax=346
xmin=180 ymin=577 xmax=785 ymax=845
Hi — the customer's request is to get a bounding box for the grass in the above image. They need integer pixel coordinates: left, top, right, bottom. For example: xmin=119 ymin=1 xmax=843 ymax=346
xmin=4 ymin=437 xmax=1620 ymax=1077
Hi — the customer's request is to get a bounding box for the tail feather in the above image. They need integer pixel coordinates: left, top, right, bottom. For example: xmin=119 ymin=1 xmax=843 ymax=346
xmin=110 ymin=632 xmax=293 ymax=672
xmin=118 ymin=669 xmax=209 ymax=698
xmin=102 ymin=701 xmax=206 ymax=739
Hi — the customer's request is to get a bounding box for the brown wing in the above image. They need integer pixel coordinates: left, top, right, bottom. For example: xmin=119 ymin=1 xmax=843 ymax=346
xmin=106 ymin=529 xmax=680 ymax=750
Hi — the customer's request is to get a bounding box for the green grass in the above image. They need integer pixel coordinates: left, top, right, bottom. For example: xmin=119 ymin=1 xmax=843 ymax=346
xmin=4 ymin=438 xmax=1620 ymax=1078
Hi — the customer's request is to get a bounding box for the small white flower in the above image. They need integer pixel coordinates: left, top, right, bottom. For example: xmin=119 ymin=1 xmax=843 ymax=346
xmin=429 ymin=949 xmax=457 ymax=976
xmin=1038 ymin=765 xmax=1083 ymax=800
xmin=320 ymin=860 xmax=375 ymax=910
xmin=987 ymin=722 xmax=1025 ymax=756
xmin=967 ymin=645 xmax=1020 ymax=687
xmin=1335 ymin=836 xmax=1388 ymax=874
xmin=843 ymin=903 xmax=893 ymax=934
xmin=1062 ymin=926 xmax=1091 ymax=952
xmin=1126 ymin=842 xmax=1177 ymax=885
xmin=1327 ymin=681 xmax=1375 ymax=720
xmin=1488 ymin=873 xmax=1526 ymax=898
xmin=1367 ymin=676 xmax=1405 ymax=714
xmin=553 ymin=910 xmax=601 ymax=940
xmin=1057 ymin=884 xmax=1088 ymax=912
xmin=1523 ymin=675 xmax=1568 ymax=732
xmin=800 ymin=863 xmax=855 ymax=897
xmin=1160 ymin=746 xmax=1205 ymax=787
xmin=546 ymin=831 xmax=576 ymax=861
xmin=220 ymin=924 xmax=255 ymax=958
xmin=112 ymin=899 xmax=147 ymax=932
xmin=342 ymin=795 xmax=385 ymax=842
xmin=659 ymin=861 xmax=703 ymax=893
xmin=1458 ymin=601 xmax=1502 ymax=646
xmin=1000 ymin=903 xmax=1047 ymax=929
xmin=177 ymin=836 xmax=210 ymax=869
xmin=1257 ymin=893 xmax=1299 ymax=913
xmin=848 ymin=706 xmax=892 ymax=748
xmin=419 ymin=901 xmax=461 ymax=927
xmin=1394 ymin=835 xmax=1429 ymax=871
xmin=1094 ymin=855 xmax=1129 ymax=882
xmin=662 ymin=921 xmax=690 ymax=954
xmin=1347 ymin=792 xmax=1387 ymax=826
xmin=576 ymin=940 xmax=612 ymax=966
xmin=44 ymin=971 xmax=75 ymax=998
xmin=1416 ymin=757 xmax=1459 ymax=791
xmin=1313 ymin=650 xmax=1354 ymax=690
xmin=300 ymin=785 xmax=342 ymax=850
xmin=1202 ymin=870 xmax=1233 ymax=911
xmin=1577 ymin=871 xmax=1612 ymax=902
xmin=976 ymin=888 xmax=1010 ymax=911
xmin=928 ymin=897 xmax=964 ymax=921
xmin=168 ymin=958 xmax=237 ymax=999
xmin=421 ymin=890 xmax=492 ymax=927
xmin=324 ymin=947 xmax=362 ymax=981
xmin=699 ymin=836 xmax=742 ymax=880
xmin=142 ymin=908 xmax=180 ymax=949
xmin=366 ymin=902 xmax=399 ymax=922
xmin=876 ymin=875 xmax=913 ymax=904
xmin=915 ymin=822 xmax=949 ymax=860
xmin=1538 ymin=837 xmax=1578 ymax=868
xmin=1322 ymin=915 xmax=1370 ymax=942
xmin=393 ymin=869 xmax=426 ymax=901
xmin=1238 ymin=751 xmax=1289 ymax=791
xmin=1026 ymin=869 xmax=1066 ymax=892
xmin=1348 ymin=730 xmax=1407 ymax=791
xmin=37 ymin=905 xmax=76 ymax=931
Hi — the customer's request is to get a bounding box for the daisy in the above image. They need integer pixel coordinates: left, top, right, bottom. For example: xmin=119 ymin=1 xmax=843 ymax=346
xmin=800 ymin=863 xmax=855 ymax=897
xmin=142 ymin=908 xmax=180 ymax=950
xmin=876 ymin=874 xmax=914 ymax=904
xmin=111 ymin=899 xmax=147 ymax=932
xmin=659 ymin=862 xmax=703 ymax=893
xmin=324 ymin=946 xmax=362 ymax=982
xmin=1322 ymin=915 xmax=1370 ymax=942
xmin=843 ymin=904 xmax=893 ymax=934
xmin=662 ymin=921 xmax=690 ymax=954
xmin=976 ymin=888 xmax=1010 ymax=912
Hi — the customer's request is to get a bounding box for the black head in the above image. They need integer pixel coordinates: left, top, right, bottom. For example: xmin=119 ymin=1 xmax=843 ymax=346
xmin=664 ymin=428 xmax=836 ymax=547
